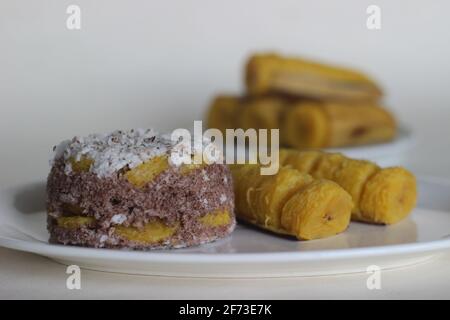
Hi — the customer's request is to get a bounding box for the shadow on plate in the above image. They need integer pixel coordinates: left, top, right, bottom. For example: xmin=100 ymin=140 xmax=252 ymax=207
xmin=13 ymin=182 xmax=46 ymax=214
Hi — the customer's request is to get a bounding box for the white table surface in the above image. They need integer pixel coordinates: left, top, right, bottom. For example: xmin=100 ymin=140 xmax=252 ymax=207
xmin=0 ymin=106 xmax=449 ymax=300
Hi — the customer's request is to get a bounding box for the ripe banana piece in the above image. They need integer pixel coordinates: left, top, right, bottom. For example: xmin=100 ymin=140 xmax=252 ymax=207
xmin=206 ymin=95 xmax=287 ymax=134
xmin=239 ymin=96 xmax=286 ymax=131
xmin=279 ymin=149 xmax=417 ymax=224
xmin=282 ymin=101 xmax=397 ymax=148
xmin=206 ymin=95 xmax=396 ymax=149
xmin=245 ymin=53 xmax=382 ymax=101
xmin=206 ymin=95 xmax=242 ymax=134
xmin=230 ymin=164 xmax=353 ymax=240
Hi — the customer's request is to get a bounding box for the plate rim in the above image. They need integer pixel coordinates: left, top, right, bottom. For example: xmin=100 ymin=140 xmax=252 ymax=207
xmin=0 ymin=224 xmax=449 ymax=263
xmin=1 ymin=174 xmax=450 ymax=264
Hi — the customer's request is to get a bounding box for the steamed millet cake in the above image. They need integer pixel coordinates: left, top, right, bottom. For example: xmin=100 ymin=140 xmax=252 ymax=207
xmin=46 ymin=129 xmax=235 ymax=250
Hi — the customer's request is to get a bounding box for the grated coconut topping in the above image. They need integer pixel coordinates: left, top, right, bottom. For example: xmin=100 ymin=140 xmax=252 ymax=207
xmin=51 ymin=128 xmax=220 ymax=177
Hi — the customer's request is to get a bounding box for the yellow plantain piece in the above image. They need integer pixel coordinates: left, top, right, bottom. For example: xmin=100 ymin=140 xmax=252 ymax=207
xmin=206 ymin=93 xmax=396 ymax=149
xmin=333 ymin=160 xmax=378 ymax=214
xmin=278 ymin=149 xmax=417 ymax=224
xmin=125 ymin=155 xmax=170 ymax=188
xmin=198 ymin=209 xmax=232 ymax=227
xmin=253 ymin=166 xmax=314 ymax=229
xmin=245 ymin=53 xmax=382 ymax=101
xmin=282 ymin=101 xmax=397 ymax=148
xmin=359 ymin=167 xmax=417 ymax=224
xmin=311 ymin=153 xmax=347 ymax=179
xmin=280 ymin=180 xmax=353 ymax=240
xmin=231 ymin=164 xmax=353 ymax=240
xmin=69 ymin=156 xmax=94 ymax=173
xmin=206 ymin=95 xmax=242 ymax=133
xmin=239 ymin=96 xmax=286 ymax=131
xmin=281 ymin=101 xmax=327 ymax=148
xmin=115 ymin=218 xmax=178 ymax=244
xmin=57 ymin=216 xmax=96 ymax=229
xmin=229 ymin=164 xmax=266 ymax=222
xmin=206 ymin=95 xmax=286 ymax=134
xmin=282 ymin=149 xmax=321 ymax=173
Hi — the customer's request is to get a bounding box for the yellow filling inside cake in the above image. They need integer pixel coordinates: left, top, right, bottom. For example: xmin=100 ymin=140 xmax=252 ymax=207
xmin=57 ymin=216 xmax=96 ymax=229
xmin=199 ymin=209 xmax=231 ymax=227
xmin=69 ymin=156 xmax=94 ymax=173
xmin=55 ymin=208 xmax=231 ymax=244
xmin=114 ymin=219 xmax=178 ymax=244
xmin=69 ymin=154 xmax=208 ymax=189
xmin=179 ymin=162 xmax=206 ymax=175
xmin=124 ymin=155 xmax=170 ymax=187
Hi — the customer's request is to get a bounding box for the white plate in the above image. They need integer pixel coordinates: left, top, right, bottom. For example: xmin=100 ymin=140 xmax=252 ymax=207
xmin=0 ymin=176 xmax=449 ymax=278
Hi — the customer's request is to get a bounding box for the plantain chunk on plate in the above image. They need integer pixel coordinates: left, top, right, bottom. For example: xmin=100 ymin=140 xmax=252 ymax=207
xmin=206 ymin=95 xmax=243 ymax=134
xmin=206 ymin=94 xmax=397 ymax=149
xmin=230 ymin=164 xmax=353 ymax=240
xmin=279 ymin=149 xmax=417 ymax=224
xmin=282 ymin=100 xmax=397 ymax=148
xmin=245 ymin=53 xmax=382 ymax=101
xmin=206 ymin=95 xmax=287 ymax=135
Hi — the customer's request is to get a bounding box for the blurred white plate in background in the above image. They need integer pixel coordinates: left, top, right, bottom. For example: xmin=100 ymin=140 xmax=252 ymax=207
xmin=327 ymin=127 xmax=413 ymax=167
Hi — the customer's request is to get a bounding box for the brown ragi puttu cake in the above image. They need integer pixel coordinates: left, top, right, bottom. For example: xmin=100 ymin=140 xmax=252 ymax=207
xmin=46 ymin=129 xmax=235 ymax=250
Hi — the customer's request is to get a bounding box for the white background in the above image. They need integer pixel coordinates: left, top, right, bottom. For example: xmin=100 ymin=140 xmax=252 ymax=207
xmin=1 ymin=0 xmax=450 ymax=185
xmin=0 ymin=0 xmax=449 ymax=299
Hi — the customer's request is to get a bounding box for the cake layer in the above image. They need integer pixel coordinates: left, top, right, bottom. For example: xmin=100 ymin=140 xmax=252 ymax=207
xmin=49 ymin=210 xmax=234 ymax=250
xmin=47 ymin=129 xmax=235 ymax=250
